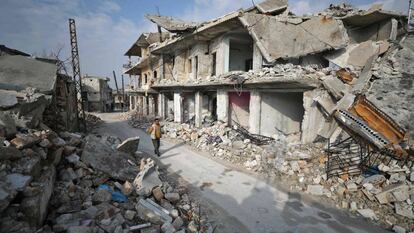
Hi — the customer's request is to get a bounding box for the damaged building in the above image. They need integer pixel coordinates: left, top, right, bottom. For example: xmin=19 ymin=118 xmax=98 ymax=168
xmin=81 ymin=75 xmax=114 ymax=112
xmin=124 ymin=0 xmax=411 ymax=147
xmin=124 ymin=1 xmax=414 ymax=230
xmin=0 ymin=49 xmax=78 ymax=133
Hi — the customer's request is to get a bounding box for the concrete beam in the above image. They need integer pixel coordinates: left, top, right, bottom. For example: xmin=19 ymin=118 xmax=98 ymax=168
xmin=195 ymin=92 xmax=203 ymax=127
xmin=173 ymin=92 xmax=182 ymax=123
xmin=217 ymin=90 xmax=229 ymax=124
xmin=249 ymin=90 xmax=261 ymax=134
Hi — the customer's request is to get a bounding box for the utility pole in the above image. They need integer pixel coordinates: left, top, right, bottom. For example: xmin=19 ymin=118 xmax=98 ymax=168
xmin=112 ymin=70 xmax=120 ymax=94
xmin=409 ymin=0 xmax=413 ymax=32
xmin=68 ymin=18 xmax=87 ymax=132
xmin=121 ymin=74 xmax=125 ymax=112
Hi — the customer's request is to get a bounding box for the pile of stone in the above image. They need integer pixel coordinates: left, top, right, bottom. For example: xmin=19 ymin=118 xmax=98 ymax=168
xmin=47 ymin=134 xmax=210 ymax=233
xmin=138 ymin=121 xmax=414 ymax=232
xmin=0 ymin=125 xmax=85 ymax=233
xmin=269 ymin=147 xmax=414 ymax=231
xmin=85 ymin=113 xmax=103 ymax=129
xmin=127 ymin=111 xmax=154 ymax=130
xmin=1 ymin=125 xmax=210 ymax=233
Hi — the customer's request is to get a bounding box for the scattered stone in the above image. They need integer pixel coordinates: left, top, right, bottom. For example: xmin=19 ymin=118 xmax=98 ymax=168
xmin=395 ymin=203 xmax=414 ymax=219
xmin=165 ymin=193 xmax=180 ymax=203
xmin=357 ymin=209 xmax=378 ymax=220
xmin=161 ymin=222 xmax=175 ymax=233
xmin=153 ymin=186 xmax=164 ymax=202
xmin=6 ymin=173 xmax=32 ymax=191
xmin=124 ymin=210 xmax=136 ymax=220
xmin=307 ymin=185 xmax=324 ymax=196
xmin=92 ymin=189 xmax=112 ymax=204
xmin=392 ymin=225 xmax=406 ymax=233
xmin=172 ymin=216 xmax=184 ymax=230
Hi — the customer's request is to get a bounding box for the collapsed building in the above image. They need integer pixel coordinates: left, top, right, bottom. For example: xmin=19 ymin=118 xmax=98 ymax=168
xmin=124 ymin=1 xmax=412 ymax=146
xmin=0 ymin=49 xmax=78 ymax=133
xmin=81 ymin=75 xmax=114 ymax=112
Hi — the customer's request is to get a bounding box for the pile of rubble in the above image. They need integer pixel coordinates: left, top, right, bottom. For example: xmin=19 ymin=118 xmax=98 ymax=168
xmin=127 ymin=118 xmax=414 ymax=231
xmin=85 ymin=113 xmax=103 ymax=129
xmin=127 ymin=111 xmax=154 ymax=130
xmin=157 ymin=63 xmax=327 ymax=87
xmin=1 ymin=126 xmax=210 ymax=233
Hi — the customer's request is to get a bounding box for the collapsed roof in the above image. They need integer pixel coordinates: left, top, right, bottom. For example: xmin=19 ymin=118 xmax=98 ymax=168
xmin=125 ymin=32 xmax=170 ymax=57
xmin=145 ymin=14 xmax=198 ymax=33
xmin=0 ymin=55 xmax=57 ymax=94
xmin=239 ymin=13 xmax=349 ymax=63
xmin=255 ymin=0 xmax=288 ymax=14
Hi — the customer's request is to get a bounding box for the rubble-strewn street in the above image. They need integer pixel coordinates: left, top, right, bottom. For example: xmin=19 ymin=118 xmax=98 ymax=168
xmin=1 ymin=0 xmax=414 ymax=232
xmin=98 ymin=112 xmax=394 ymax=233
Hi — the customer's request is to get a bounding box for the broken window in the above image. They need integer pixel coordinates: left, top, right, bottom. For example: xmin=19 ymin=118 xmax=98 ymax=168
xmin=144 ymin=74 xmax=148 ymax=84
xmin=211 ymin=52 xmax=216 ymax=76
xmin=153 ymin=70 xmax=157 ymax=79
xmin=245 ymin=58 xmax=253 ymax=71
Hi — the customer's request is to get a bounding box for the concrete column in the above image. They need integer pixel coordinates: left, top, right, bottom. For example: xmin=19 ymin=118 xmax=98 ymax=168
xmin=195 ymin=92 xmax=203 ymax=127
xmin=253 ymin=43 xmax=263 ymax=71
xmin=129 ymin=95 xmax=133 ymax=111
xmin=134 ymin=96 xmax=139 ymax=110
xmin=173 ymin=92 xmax=182 ymax=123
xmin=222 ymin=37 xmax=230 ymax=73
xmin=249 ymin=90 xmax=261 ymax=134
xmin=158 ymin=93 xmax=165 ymax=119
xmin=143 ymin=96 xmax=148 ymax=116
xmin=148 ymin=96 xmax=154 ymax=116
xmin=217 ymin=90 xmax=229 ymax=124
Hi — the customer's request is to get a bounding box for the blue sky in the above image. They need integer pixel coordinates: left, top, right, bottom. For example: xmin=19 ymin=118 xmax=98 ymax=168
xmin=0 ymin=0 xmax=408 ymax=88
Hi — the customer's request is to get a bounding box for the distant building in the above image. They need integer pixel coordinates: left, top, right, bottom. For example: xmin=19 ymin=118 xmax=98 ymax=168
xmin=82 ymin=75 xmax=113 ymax=112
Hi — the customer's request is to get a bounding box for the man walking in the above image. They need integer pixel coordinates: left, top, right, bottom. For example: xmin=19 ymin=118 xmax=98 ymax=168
xmin=147 ymin=118 xmax=162 ymax=156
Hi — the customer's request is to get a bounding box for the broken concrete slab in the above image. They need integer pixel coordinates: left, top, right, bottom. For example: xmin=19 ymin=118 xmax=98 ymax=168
xmin=395 ymin=202 xmax=414 ymax=219
xmin=146 ymin=14 xmax=197 ymax=33
xmin=307 ymin=184 xmax=324 ymax=195
xmin=255 ymin=0 xmax=288 ymax=14
xmin=21 ymin=166 xmax=56 ymax=226
xmin=357 ymin=209 xmax=378 ymax=220
xmin=117 ymin=136 xmax=140 ymax=154
xmin=136 ymin=198 xmax=172 ymax=224
xmin=0 ymin=55 xmax=57 ymax=94
xmin=375 ymin=184 xmax=410 ymax=204
xmin=133 ymin=159 xmax=162 ymax=196
xmin=239 ymin=13 xmax=349 ymax=62
xmin=322 ymin=75 xmax=349 ymax=100
xmin=0 ymin=90 xmax=18 ymax=109
xmin=81 ymin=135 xmax=139 ymax=181
xmin=6 ymin=173 xmax=32 ymax=192
xmin=352 ymin=53 xmax=378 ymax=94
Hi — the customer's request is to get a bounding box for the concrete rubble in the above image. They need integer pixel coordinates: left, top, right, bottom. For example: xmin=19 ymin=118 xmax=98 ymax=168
xmin=1 ymin=127 xmax=211 ymax=232
xmin=127 ymin=4 xmax=414 ymax=227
